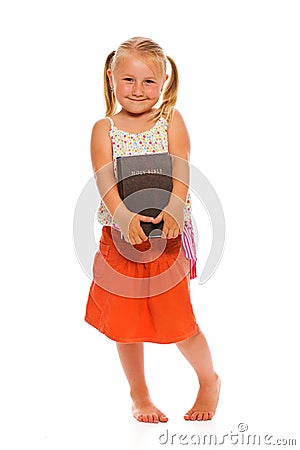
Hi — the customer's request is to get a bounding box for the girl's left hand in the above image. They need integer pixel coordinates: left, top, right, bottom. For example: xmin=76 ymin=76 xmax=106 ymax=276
xmin=152 ymin=208 xmax=184 ymax=239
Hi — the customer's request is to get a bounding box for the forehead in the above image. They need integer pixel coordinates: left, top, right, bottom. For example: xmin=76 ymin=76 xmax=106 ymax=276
xmin=114 ymin=54 xmax=164 ymax=78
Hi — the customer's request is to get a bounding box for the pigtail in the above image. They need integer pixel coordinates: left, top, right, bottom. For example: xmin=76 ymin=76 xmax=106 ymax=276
xmin=104 ymin=51 xmax=116 ymax=117
xmin=156 ymin=55 xmax=179 ymax=122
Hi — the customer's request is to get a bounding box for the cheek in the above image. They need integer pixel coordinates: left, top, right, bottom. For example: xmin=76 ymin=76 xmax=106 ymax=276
xmin=116 ymin=84 xmax=130 ymax=97
xmin=146 ymin=86 xmax=162 ymax=99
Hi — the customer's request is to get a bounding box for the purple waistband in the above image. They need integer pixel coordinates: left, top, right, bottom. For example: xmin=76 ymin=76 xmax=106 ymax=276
xmin=182 ymin=222 xmax=197 ymax=279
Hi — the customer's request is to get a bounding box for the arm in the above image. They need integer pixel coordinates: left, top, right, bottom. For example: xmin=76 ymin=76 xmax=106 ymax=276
xmin=152 ymin=110 xmax=190 ymax=238
xmin=91 ymin=119 xmax=154 ymax=244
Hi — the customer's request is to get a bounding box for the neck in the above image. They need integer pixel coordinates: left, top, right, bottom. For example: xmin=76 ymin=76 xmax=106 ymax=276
xmin=119 ymin=108 xmax=156 ymax=121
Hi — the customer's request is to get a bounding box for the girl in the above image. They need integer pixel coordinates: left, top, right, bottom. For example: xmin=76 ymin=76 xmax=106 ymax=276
xmin=85 ymin=37 xmax=220 ymax=423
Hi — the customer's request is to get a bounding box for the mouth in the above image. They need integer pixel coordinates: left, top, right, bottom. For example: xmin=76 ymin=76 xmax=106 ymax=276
xmin=128 ymin=98 xmax=147 ymax=102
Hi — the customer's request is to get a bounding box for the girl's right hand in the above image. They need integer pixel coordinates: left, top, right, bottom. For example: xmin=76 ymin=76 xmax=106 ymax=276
xmin=115 ymin=206 xmax=154 ymax=245
xmin=127 ymin=213 xmax=154 ymax=245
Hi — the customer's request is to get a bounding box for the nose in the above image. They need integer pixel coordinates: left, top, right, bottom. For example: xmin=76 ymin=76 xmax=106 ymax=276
xmin=132 ymin=81 xmax=144 ymax=97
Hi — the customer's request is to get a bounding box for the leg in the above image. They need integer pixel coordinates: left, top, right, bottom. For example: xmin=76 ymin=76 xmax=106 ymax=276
xmin=116 ymin=342 xmax=168 ymax=423
xmin=176 ymin=331 xmax=221 ymax=421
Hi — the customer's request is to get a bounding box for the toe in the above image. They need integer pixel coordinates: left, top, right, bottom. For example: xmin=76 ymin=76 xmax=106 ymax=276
xmin=202 ymin=412 xmax=209 ymax=421
xmin=184 ymin=411 xmax=192 ymax=421
xmin=160 ymin=415 xmax=168 ymax=423
xmin=191 ymin=411 xmax=203 ymax=421
xmin=134 ymin=410 xmax=167 ymax=424
xmin=137 ymin=414 xmax=146 ymax=423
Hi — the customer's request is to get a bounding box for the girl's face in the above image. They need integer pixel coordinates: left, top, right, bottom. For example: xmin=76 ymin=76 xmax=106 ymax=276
xmin=108 ymin=54 xmax=168 ymax=116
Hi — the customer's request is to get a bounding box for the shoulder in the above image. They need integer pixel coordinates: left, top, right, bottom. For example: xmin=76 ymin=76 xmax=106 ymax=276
xmin=90 ymin=118 xmax=113 ymax=172
xmin=167 ymin=109 xmax=190 ymax=141
xmin=91 ymin=117 xmax=111 ymax=136
xmin=91 ymin=117 xmax=112 ymax=150
xmin=168 ymin=109 xmax=189 ymax=141
xmin=168 ymin=109 xmax=188 ymax=130
xmin=167 ymin=109 xmax=190 ymax=156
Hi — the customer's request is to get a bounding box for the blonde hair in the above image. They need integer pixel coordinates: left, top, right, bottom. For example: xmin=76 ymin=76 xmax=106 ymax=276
xmin=103 ymin=37 xmax=179 ymax=122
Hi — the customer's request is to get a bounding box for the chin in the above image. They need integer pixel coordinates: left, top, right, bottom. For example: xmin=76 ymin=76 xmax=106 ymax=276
xmin=123 ymin=105 xmax=150 ymax=115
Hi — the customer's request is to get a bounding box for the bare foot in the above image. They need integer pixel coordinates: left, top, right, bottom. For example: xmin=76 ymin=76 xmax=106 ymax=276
xmin=184 ymin=375 xmax=221 ymax=421
xmin=132 ymin=397 xmax=168 ymax=424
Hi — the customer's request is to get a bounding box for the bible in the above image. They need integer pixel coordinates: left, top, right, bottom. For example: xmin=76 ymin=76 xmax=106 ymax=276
xmin=116 ymin=153 xmax=173 ymax=237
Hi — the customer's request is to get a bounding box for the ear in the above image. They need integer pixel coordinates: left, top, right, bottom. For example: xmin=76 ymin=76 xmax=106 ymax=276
xmin=107 ymin=69 xmax=113 ymax=89
xmin=161 ymin=74 xmax=169 ymax=92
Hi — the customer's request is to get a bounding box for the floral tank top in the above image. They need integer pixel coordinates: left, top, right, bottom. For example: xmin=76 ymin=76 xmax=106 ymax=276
xmin=97 ymin=115 xmax=197 ymax=279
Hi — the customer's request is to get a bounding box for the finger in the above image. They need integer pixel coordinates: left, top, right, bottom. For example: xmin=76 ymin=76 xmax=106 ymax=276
xmin=135 ymin=223 xmax=148 ymax=242
xmin=173 ymin=229 xmax=179 ymax=239
xmin=139 ymin=228 xmax=149 ymax=242
xmin=151 ymin=212 xmax=163 ymax=224
xmin=138 ymin=214 xmax=154 ymax=223
xmin=130 ymin=227 xmax=148 ymax=244
xmin=128 ymin=229 xmax=140 ymax=245
xmin=167 ymin=229 xmax=174 ymax=239
xmin=130 ymin=235 xmax=142 ymax=245
xmin=162 ymin=224 xmax=169 ymax=238
xmin=168 ymin=227 xmax=180 ymax=239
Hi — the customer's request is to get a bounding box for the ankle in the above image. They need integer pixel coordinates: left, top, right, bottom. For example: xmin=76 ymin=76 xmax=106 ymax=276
xmin=130 ymin=387 xmax=150 ymax=402
xmin=198 ymin=372 xmax=220 ymax=387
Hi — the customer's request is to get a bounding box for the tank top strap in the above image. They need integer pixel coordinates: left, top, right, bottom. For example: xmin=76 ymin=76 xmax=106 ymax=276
xmin=106 ymin=116 xmax=114 ymax=128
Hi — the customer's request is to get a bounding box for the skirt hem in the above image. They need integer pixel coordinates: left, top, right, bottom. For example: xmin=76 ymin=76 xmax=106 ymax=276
xmin=84 ymin=314 xmax=200 ymax=344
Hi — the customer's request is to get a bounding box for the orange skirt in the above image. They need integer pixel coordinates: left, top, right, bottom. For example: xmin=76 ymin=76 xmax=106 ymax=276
xmin=85 ymin=226 xmax=199 ymax=343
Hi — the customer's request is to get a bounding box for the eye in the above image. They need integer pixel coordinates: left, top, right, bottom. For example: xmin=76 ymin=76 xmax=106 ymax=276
xmin=144 ymin=79 xmax=155 ymax=84
xmin=123 ymin=77 xmax=134 ymax=82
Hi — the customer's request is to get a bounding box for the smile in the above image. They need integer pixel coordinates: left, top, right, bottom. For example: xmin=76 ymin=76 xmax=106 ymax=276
xmin=128 ymin=98 xmax=147 ymax=102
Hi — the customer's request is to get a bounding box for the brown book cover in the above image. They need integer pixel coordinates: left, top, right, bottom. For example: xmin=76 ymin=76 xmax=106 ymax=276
xmin=116 ymin=153 xmax=173 ymax=237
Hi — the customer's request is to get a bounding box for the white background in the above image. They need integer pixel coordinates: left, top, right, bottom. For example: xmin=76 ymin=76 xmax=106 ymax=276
xmin=1 ymin=1 xmax=299 ymax=449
